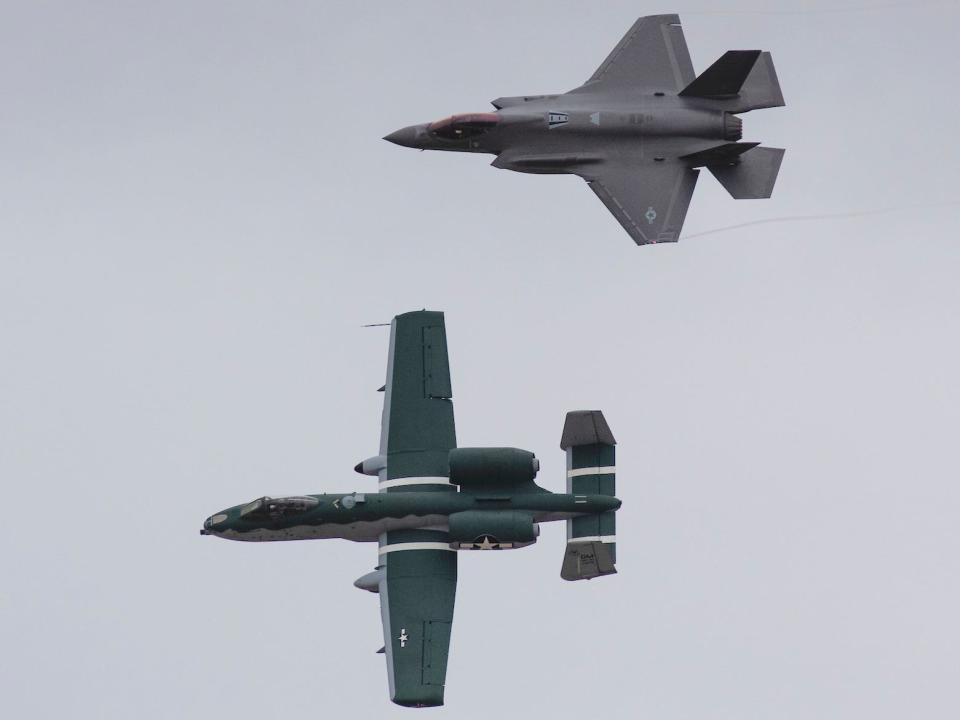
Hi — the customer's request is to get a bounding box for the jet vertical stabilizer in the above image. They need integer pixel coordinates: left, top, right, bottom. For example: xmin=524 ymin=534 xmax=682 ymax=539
xmin=680 ymin=50 xmax=784 ymax=113
xmin=679 ymin=50 xmax=763 ymax=99
xmin=733 ymin=51 xmax=785 ymax=112
xmin=560 ymin=411 xmax=617 ymax=581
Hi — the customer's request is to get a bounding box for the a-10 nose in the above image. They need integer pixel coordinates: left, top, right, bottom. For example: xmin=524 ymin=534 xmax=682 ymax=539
xmin=383 ymin=125 xmax=421 ymax=148
xmin=200 ymin=512 xmax=229 ymax=536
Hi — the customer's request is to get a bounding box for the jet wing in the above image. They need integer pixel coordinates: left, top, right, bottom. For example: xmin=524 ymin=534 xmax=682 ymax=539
xmin=378 ymin=541 xmax=457 ymax=707
xmin=582 ymin=160 xmax=700 ymax=245
xmin=571 ymin=14 xmax=695 ymax=94
xmin=378 ymin=310 xmax=457 ymax=492
xmin=374 ymin=311 xmax=459 ymax=706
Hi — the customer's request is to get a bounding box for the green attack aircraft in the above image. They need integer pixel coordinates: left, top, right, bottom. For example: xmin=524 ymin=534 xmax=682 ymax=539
xmin=201 ymin=310 xmax=620 ymax=707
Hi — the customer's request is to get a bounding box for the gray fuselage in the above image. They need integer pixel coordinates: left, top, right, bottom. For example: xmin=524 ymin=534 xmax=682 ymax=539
xmin=384 ymin=91 xmax=742 ymax=174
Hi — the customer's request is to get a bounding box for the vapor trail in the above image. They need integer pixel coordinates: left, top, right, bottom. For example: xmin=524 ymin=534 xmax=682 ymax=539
xmin=684 ymin=1 xmax=958 ymax=15
xmin=682 ymin=202 xmax=959 ymax=240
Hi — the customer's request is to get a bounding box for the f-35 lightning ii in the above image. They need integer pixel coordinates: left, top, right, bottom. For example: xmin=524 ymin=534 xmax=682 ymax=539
xmin=201 ymin=310 xmax=620 ymax=707
xmin=385 ymin=14 xmax=785 ymax=245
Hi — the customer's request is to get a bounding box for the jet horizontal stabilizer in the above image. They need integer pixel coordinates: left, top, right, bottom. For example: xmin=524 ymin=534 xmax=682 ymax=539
xmin=709 ymin=146 xmax=785 ymax=199
xmin=561 ymin=411 xmax=617 ymax=579
xmin=680 ymin=142 xmax=760 ymax=168
xmin=561 ymin=541 xmax=617 ymax=581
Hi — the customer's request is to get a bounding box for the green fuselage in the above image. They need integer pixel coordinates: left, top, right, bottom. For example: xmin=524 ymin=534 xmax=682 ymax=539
xmin=202 ymin=490 xmax=621 ymax=543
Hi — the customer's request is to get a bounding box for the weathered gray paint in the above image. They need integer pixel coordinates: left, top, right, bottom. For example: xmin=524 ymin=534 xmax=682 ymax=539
xmin=384 ymin=14 xmax=785 ymax=245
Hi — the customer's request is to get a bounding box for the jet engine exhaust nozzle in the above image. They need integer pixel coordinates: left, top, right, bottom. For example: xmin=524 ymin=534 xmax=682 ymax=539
xmin=723 ymin=113 xmax=743 ymax=142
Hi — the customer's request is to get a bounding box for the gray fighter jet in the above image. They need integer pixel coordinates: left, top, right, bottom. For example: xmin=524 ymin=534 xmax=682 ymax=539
xmin=385 ymin=14 xmax=785 ymax=245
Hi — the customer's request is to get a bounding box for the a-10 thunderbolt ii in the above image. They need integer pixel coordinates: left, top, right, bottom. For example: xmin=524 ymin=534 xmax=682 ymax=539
xmin=201 ymin=310 xmax=620 ymax=707
xmin=384 ymin=14 xmax=785 ymax=245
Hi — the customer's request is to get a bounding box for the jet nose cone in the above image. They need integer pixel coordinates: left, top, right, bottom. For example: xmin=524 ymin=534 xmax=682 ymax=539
xmin=202 ymin=513 xmax=229 ymax=535
xmin=383 ymin=125 xmax=420 ymax=148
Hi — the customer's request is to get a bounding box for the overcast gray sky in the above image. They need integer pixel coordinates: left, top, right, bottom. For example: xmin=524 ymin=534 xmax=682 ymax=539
xmin=2 ymin=1 xmax=959 ymax=717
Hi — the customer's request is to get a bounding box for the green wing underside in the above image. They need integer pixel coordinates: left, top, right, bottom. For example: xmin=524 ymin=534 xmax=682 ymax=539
xmin=377 ymin=311 xmax=458 ymax=705
xmin=380 ymin=539 xmax=457 ymax=707
xmin=379 ymin=310 xmax=457 ymax=487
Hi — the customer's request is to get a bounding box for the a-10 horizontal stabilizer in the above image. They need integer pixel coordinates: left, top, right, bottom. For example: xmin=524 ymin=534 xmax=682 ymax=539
xmin=561 ymin=411 xmax=618 ymax=580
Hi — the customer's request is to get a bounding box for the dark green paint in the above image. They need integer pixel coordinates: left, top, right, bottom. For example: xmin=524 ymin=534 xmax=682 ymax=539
xmin=385 ymin=311 xmax=456 ymax=487
xmin=384 ymin=529 xmax=456 ymax=708
xmin=203 ymin=311 xmax=623 ymax=707
xmin=207 ymin=491 xmax=620 ymax=535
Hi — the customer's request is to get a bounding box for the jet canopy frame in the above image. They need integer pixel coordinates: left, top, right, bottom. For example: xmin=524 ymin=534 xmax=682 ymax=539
xmin=238 ymin=496 xmax=319 ymax=520
xmin=427 ymin=112 xmax=500 ymax=140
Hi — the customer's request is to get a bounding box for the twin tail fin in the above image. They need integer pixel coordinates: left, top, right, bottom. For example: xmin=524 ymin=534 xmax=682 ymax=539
xmin=680 ymin=50 xmax=785 ymax=113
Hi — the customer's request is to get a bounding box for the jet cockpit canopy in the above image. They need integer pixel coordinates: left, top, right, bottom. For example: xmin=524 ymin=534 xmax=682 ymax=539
xmin=239 ymin=496 xmax=319 ymax=521
xmin=427 ymin=113 xmax=500 ymax=140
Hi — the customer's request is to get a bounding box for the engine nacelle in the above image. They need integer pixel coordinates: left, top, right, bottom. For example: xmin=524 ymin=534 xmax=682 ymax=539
xmin=448 ymin=447 xmax=540 ymax=490
xmin=448 ymin=510 xmax=539 ymax=550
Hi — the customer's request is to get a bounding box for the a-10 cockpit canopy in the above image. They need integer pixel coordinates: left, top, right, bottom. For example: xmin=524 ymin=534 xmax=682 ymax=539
xmin=427 ymin=113 xmax=500 ymax=140
xmin=239 ymin=496 xmax=319 ymax=521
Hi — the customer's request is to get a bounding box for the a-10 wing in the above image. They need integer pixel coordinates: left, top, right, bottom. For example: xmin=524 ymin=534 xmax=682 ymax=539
xmin=375 ymin=311 xmax=458 ymax=707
